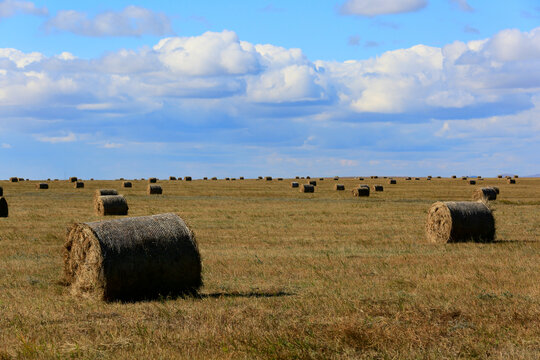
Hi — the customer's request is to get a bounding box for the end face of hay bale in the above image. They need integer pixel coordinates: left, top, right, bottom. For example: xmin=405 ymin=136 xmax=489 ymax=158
xmin=426 ymin=201 xmax=495 ymax=243
xmin=508 ymin=179 xmax=516 ymax=184
xmin=239 ymin=177 xmax=244 ymax=180
xmin=469 ymin=180 xmax=476 ymax=185
xmin=63 ymin=213 xmax=202 ymax=301
xmin=74 ymin=182 xmax=84 ymax=188
xmin=373 ymin=185 xmax=384 ymax=191
xmin=95 ymin=195 xmax=129 ymax=216
xmin=184 ymin=176 xmax=192 ymax=181
xmin=300 ymin=184 xmax=314 ymax=193
xmin=122 ymin=181 xmax=132 ymax=188
xmin=472 ymin=188 xmax=497 ymax=201
xmin=148 ymin=184 xmax=163 ymax=195
xmin=0 ymin=197 xmax=8 ymax=217
xmin=265 ymin=176 xmax=272 ymax=181
xmin=69 ymin=177 xmax=78 ymax=182
xmin=309 ymin=180 xmax=317 ymax=186
xmin=10 ymin=177 xmax=18 ymax=183
xmin=389 ymin=179 xmax=397 ymax=184
xmin=405 ymin=177 xmax=412 ymax=180
xmin=352 ymin=187 xmax=370 ymax=197
xmin=169 ymin=176 xmax=176 ymax=180
xmin=291 ymin=182 xmax=299 ymax=188
xmin=203 ymin=177 xmax=208 ymax=180
xmin=0 ymin=187 xmax=3 ymax=197
xmin=452 ymin=175 xmax=457 ymax=178
xmin=211 ymin=177 xmax=218 ymax=180
xmin=148 ymin=177 xmax=157 ymax=183
xmin=37 ymin=183 xmax=49 ymax=189
xmin=334 ymin=184 xmax=345 ymax=191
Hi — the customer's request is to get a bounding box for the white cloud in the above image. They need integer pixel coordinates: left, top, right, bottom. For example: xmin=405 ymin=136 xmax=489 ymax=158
xmin=0 ymin=48 xmax=44 ymax=68
xmin=36 ymin=132 xmax=77 ymax=143
xmin=102 ymin=142 xmax=123 ymax=149
xmin=340 ymin=0 xmax=427 ymax=16
xmin=0 ymin=0 xmax=47 ymax=18
xmin=1 ymin=143 xmax=11 ymax=148
xmin=44 ymin=6 xmax=173 ymax=37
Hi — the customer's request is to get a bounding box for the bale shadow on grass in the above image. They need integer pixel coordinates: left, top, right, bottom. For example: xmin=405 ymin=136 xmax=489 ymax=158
xmin=197 ymin=290 xmax=294 ymax=299
xmin=492 ymin=239 xmax=538 ymax=244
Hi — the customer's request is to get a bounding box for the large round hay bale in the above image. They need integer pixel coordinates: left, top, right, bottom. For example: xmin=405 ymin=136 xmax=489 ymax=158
xmin=225 ymin=177 xmax=230 ymax=181
xmin=472 ymin=188 xmax=497 ymax=201
xmin=184 ymin=176 xmax=192 ymax=181
xmin=373 ymin=185 xmax=384 ymax=192
xmin=306 ymin=176 xmax=311 ymax=179
xmin=352 ymin=187 xmax=370 ymax=197
xmin=95 ymin=195 xmax=128 ymax=216
xmin=469 ymin=180 xmax=476 ymax=185
xmin=334 ymin=184 xmax=345 ymax=191
xmin=69 ymin=177 xmax=78 ymax=183
xmin=148 ymin=184 xmax=162 ymax=195
xmin=10 ymin=177 xmax=18 ymax=183
xmin=492 ymin=186 xmax=500 ymax=194
xmin=74 ymin=181 xmax=84 ymax=189
xmin=300 ymin=184 xmax=314 ymax=193
xmin=0 ymin=197 xmax=7 ymax=217
xmin=37 ymin=183 xmax=49 ymax=189
xmin=63 ymin=213 xmax=202 ymax=301
xmin=426 ymin=201 xmax=495 ymax=243
xmin=295 ymin=176 xmax=300 ymax=179
xmin=514 ymin=175 xmax=518 ymax=178
xmin=0 ymin=186 xmax=3 ymax=196
xmin=265 ymin=176 xmax=272 ymax=181
xmin=291 ymin=182 xmax=299 ymax=188
xmin=389 ymin=179 xmax=397 ymax=184
xmin=508 ymin=179 xmax=516 ymax=184
xmin=148 ymin=178 xmax=157 ymax=183
xmin=309 ymin=180 xmax=317 ymax=186
xmin=122 ymin=181 xmax=132 ymax=188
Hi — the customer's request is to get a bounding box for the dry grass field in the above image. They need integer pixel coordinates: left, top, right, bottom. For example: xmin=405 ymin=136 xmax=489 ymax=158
xmin=0 ymin=177 xmax=539 ymax=359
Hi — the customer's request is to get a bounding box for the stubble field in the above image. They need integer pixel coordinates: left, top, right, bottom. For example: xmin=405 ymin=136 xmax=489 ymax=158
xmin=0 ymin=177 xmax=539 ymax=359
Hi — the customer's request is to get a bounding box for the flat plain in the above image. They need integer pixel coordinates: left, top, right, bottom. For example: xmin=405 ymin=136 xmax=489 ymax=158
xmin=0 ymin=177 xmax=539 ymax=359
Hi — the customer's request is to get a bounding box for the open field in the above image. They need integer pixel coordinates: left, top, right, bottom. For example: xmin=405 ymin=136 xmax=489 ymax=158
xmin=0 ymin=177 xmax=539 ymax=359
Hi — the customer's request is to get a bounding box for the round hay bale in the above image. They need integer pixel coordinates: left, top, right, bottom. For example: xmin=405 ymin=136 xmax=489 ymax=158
xmin=358 ymin=177 xmax=364 ymax=180
xmin=352 ymin=187 xmax=370 ymax=197
xmin=295 ymin=176 xmax=300 ymax=179
xmin=291 ymin=182 xmax=299 ymax=188
xmin=74 ymin=181 xmax=84 ymax=189
xmin=462 ymin=177 xmax=467 ymax=180
xmin=389 ymin=179 xmax=397 ymax=184
xmin=18 ymin=178 xmax=24 ymax=182
xmin=0 ymin=186 xmax=3 ymax=196
xmin=37 ymin=183 xmax=49 ymax=189
xmin=334 ymin=184 xmax=345 ymax=191
xmin=497 ymin=175 xmax=502 ymax=178
xmin=492 ymin=186 xmax=500 ymax=194
xmin=300 ymin=184 xmax=314 ymax=193
xmin=373 ymin=185 xmax=384 ymax=192
xmin=122 ymin=181 xmax=132 ymax=188
xmin=371 ymin=176 xmax=378 ymax=179
xmin=469 ymin=180 xmax=476 ymax=185
xmin=211 ymin=177 xmax=218 ymax=180
xmin=184 ymin=176 xmax=192 ymax=181
xmin=427 ymin=175 xmax=432 ymax=179
xmin=148 ymin=184 xmax=162 ymax=195
xmin=426 ymin=201 xmax=495 ymax=243
xmin=472 ymin=188 xmax=497 ymax=201
xmin=277 ymin=178 xmax=283 ymax=181
xmin=69 ymin=177 xmax=78 ymax=183
xmin=95 ymin=195 xmax=129 ymax=216
xmin=514 ymin=175 xmax=518 ymax=178
xmin=319 ymin=178 xmax=324 ymax=181
xmin=0 ymin=197 xmax=8 ymax=217
xmin=405 ymin=177 xmax=411 ymax=180
xmin=452 ymin=175 xmax=457 ymax=178
xmin=508 ymin=178 xmax=516 ymax=184
xmin=258 ymin=176 xmax=263 ymax=180
xmin=63 ymin=213 xmax=202 ymax=301
xmin=169 ymin=176 xmax=177 ymax=180
xmin=225 ymin=177 xmax=230 ymax=181
xmin=10 ymin=177 xmax=18 ymax=183
xmin=334 ymin=177 xmax=339 ymax=180
xmin=239 ymin=177 xmax=244 ymax=180
xmin=94 ymin=189 xmax=118 ymax=203
xmin=306 ymin=176 xmax=311 ymax=179
xmin=309 ymin=180 xmax=317 ymax=186
xmin=231 ymin=178 xmax=236 ymax=181
xmin=265 ymin=176 xmax=272 ymax=181
xmin=426 ymin=178 xmax=431 ymax=181
xmin=149 ymin=178 xmax=157 ymax=183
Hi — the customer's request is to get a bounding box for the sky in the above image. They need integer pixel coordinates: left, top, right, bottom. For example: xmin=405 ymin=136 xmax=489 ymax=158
xmin=0 ymin=0 xmax=539 ymax=179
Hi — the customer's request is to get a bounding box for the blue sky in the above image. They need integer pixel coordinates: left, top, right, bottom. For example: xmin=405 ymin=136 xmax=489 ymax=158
xmin=1 ymin=0 xmax=539 ymax=179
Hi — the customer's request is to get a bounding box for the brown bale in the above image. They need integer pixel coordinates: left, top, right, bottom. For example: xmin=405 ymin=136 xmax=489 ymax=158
xmin=334 ymin=177 xmax=339 ymax=180
xmin=300 ymin=184 xmax=314 ymax=193
xmin=239 ymin=177 xmax=244 ymax=180
xmin=389 ymin=179 xmax=397 ymax=184
xmin=306 ymin=176 xmax=311 ymax=179
xmin=472 ymin=188 xmax=498 ymax=201
xmin=508 ymin=178 xmax=516 ymax=184
xmin=309 ymin=180 xmax=317 ymax=186
xmin=258 ymin=176 xmax=263 ymax=180
xmin=149 ymin=177 xmax=157 ymax=183
xmin=74 ymin=181 xmax=84 ymax=189
xmin=148 ymin=184 xmax=163 ymax=194
xmin=497 ymin=175 xmax=502 ymax=178
xmin=373 ymin=185 xmax=384 ymax=191
xmin=469 ymin=180 xmax=476 ymax=185
xmin=231 ymin=178 xmax=236 ymax=181
xmin=225 ymin=177 xmax=230 ymax=181
xmin=291 ymin=182 xmax=299 ymax=188
xmin=358 ymin=177 xmax=364 ymax=180
xmin=122 ymin=181 xmax=132 ymax=188
xmin=371 ymin=176 xmax=378 ymax=179
xmin=437 ymin=176 xmax=441 ymax=179
xmin=452 ymin=175 xmax=457 ymax=178
xmin=94 ymin=189 xmax=118 ymax=202
xmin=0 ymin=197 xmax=7 ymax=217
xmin=203 ymin=177 xmax=208 ymax=180
xmin=352 ymin=187 xmax=370 ymax=197
xmin=462 ymin=177 xmax=467 ymax=180
xmin=95 ymin=195 xmax=129 ymax=216
xmin=514 ymin=175 xmax=518 ymax=178
xmin=265 ymin=176 xmax=272 ymax=181
xmin=415 ymin=177 xmax=420 ymax=180
xmin=427 ymin=176 xmax=432 ymax=179
xmin=184 ymin=176 xmax=192 ymax=181
xmin=169 ymin=176 xmax=177 ymax=180
xmin=334 ymin=184 xmax=345 ymax=191
xmin=63 ymin=213 xmax=202 ymax=301
xmin=211 ymin=177 xmax=218 ymax=180
xmin=426 ymin=178 xmax=431 ymax=181
xmin=69 ymin=177 xmax=78 ymax=182
xmin=18 ymin=178 xmax=24 ymax=182
xmin=0 ymin=186 xmax=2 ymax=196
xmin=10 ymin=177 xmax=18 ymax=183
xmin=277 ymin=178 xmax=283 ymax=181
xmin=426 ymin=201 xmax=495 ymax=243
xmin=319 ymin=178 xmax=324 ymax=181
xmin=37 ymin=183 xmax=49 ymax=189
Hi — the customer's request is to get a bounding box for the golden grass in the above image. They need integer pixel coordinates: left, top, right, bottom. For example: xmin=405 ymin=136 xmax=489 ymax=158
xmin=0 ymin=177 xmax=538 ymax=359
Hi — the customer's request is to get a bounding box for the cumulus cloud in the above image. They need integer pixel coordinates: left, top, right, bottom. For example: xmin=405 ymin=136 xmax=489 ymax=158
xmin=44 ymin=6 xmax=173 ymax=37
xmin=340 ymin=0 xmax=427 ymax=16
xmin=36 ymin=132 xmax=77 ymax=143
xmin=0 ymin=0 xmax=47 ymax=18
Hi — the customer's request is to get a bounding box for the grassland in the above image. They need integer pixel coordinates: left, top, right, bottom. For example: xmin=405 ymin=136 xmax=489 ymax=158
xmin=0 ymin=177 xmax=538 ymax=359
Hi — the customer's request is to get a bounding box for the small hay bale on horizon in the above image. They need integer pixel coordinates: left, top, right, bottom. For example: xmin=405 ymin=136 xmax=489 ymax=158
xmin=10 ymin=177 xmax=18 ymax=183
xmin=452 ymin=175 xmax=457 ymax=178
xmin=300 ymin=184 xmax=314 ymax=193
xmin=148 ymin=184 xmax=162 ymax=195
xmin=291 ymin=182 xmax=299 ymax=188
xmin=211 ymin=177 xmax=218 ymax=180
xmin=426 ymin=201 xmax=495 ymax=243
xmin=334 ymin=177 xmax=339 ymax=180
xmin=169 ymin=176 xmax=177 ymax=180
xmin=95 ymin=195 xmax=128 ymax=216
xmin=472 ymin=188 xmax=497 ymax=201
xmin=497 ymin=175 xmax=503 ymax=178
xmin=63 ymin=213 xmax=201 ymax=301
xmin=508 ymin=178 xmax=516 ymax=184
xmin=69 ymin=177 xmax=78 ymax=183
xmin=240 ymin=177 xmax=244 ymax=180
xmin=265 ymin=176 xmax=272 ymax=181
xmin=405 ymin=177 xmax=412 ymax=180
xmin=203 ymin=177 xmax=208 ymax=180
xmin=184 ymin=176 xmax=192 ymax=181
xmin=74 ymin=181 xmax=84 ymax=189
xmin=389 ymin=179 xmax=397 ymax=184
xmin=148 ymin=178 xmax=157 ymax=183
xmin=37 ymin=183 xmax=49 ymax=190
xmin=373 ymin=185 xmax=383 ymax=192
xmin=122 ymin=181 xmax=132 ymax=188
xmin=334 ymin=184 xmax=345 ymax=191
xmin=0 ymin=197 xmax=8 ymax=217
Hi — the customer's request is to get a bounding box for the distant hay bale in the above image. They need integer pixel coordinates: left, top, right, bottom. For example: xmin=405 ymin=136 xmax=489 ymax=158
xmin=95 ymin=195 xmax=128 ymax=216
xmin=462 ymin=177 xmax=467 ymax=180
xmin=295 ymin=176 xmax=300 ymax=179
xmin=309 ymin=180 xmax=317 ymax=186
xmin=472 ymin=188 xmax=497 ymax=201
xmin=148 ymin=185 xmax=162 ymax=195
xmin=184 ymin=177 xmax=192 ymax=181
xmin=334 ymin=177 xmax=339 ymax=180
xmin=452 ymin=175 xmax=457 ymax=179
xmin=334 ymin=184 xmax=345 ymax=191
xmin=69 ymin=177 xmax=78 ymax=183
xmin=258 ymin=176 xmax=263 ymax=180
xmin=426 ymin=201 xmax=495 ymax=243
xmin=10 ymin=177 xmax=18 ymax=183
xmin=352 ymin=187 xmax=370 ymax=197
xmin=122 ymin=181 xmax=132 ymax=188
xmin=74 ymin=182 xmax=84 ymax=189
xmin=291 ymin=182 xmax=299 ymax=188
xmin=469 ymin=180 xmax=476 ymax=185
xmin=373 ymin=185 xmax=384 ymax=192
xmin=405 ymin=177 xmax=411 ymax=180
xmin=306 ymin=176 xmax=311 ymax=179
xmin=277 ymin=178 xmax=283 ymax=181
xmin=427 ymin=176 xmax=432 ymax=179
xmin=426 ymin=178 xmax=431 ymax=181
xmin=37 ymin=183 xmax=49 ymax=189
xmin=169 ymin=176 xmax=177 ymax=180
xmin=231 ymin=178 xmax=236 ymax=181
xmin=319 ymin=178 xmax=324 ymax=181
xmin=0 ymin=197 xmax=7 ymax=217
xmin=508 ymin=178 xmax=516 ymax=184
xmin=389 ymin=179 xmax=397 ymax=184
xmin=203 ymin=177 xmax=208 ymax=180
xmin=63 ymin=213 xmax=202 ymax=301
xmin=18 ymin=178 xmax=24 ymax=182
xmin=225 ymin=177 xmax=230 ymax=181
xmin=300 ymin=184 xmax=314 ymax=193
xmin=300 ymin=177 xmax=305 ymax=179
xmin=497 ymin=175 xmax=502 ymax=178
xmin=358 ymin=177 xmax=364 ymax=180
xmin=149 ymin=178 xmax=157 ymax=183
xmin=371 ymin=176 xmax=378 ymax=179
xmin=265 ymin=176 xmax=272 ymax=181
xmin=211 ymin=177 xmax=218 ymax=180
xmin=514 ymin=175 xmax=518 ymax=178
xmin=415 ymin=178 xmax=420 ymax=180
xmin=239 ymin=177 xmax=244 ymax=180
xmin=0 ymin=186 xmax=2 ymax=196
xmin=436 ymin=176 xmax=441 ymax=179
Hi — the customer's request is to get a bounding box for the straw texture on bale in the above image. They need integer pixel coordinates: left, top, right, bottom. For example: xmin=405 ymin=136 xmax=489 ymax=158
xmin=472 ymin=188 xmax=497 ymax=201
xmin=0 ymin=186 xmax=2 ymax=196
xmin=309 ymin=180 xmax=317 ymax=186
xmin=0 ymin=197 xmax=7 ymax=217
xmin=74 ymin=182 xmax=84 ymax=188
xmin=94 ymin=189 xmax=118 ymax=202
xmin=10 ymin=177 xmax=18 ymax=183
xmin=63 ymin=213 xmax=202 ymax=301
xmin=389 ymin=179 xmax=397 ymax=184
xmin=352 ymin=187 xmax=370 ymax=197
xmin=149 ymin=178 xmax=157 ymax=183
xmin=184 ymin=177 xmax=192 ymax=181
xmin=122 ymin=181 xmax=132 ymax=188
xmin=508 ymin=179 xmax=516 ymax=184
xmin=95 ymin=195 xmax=128 ymax=216
xmin=334 ymin=184 xmax=345 ymax=191
xmin=469 ymin=180 xmax=476 ymax=185
xmin=291 ymin=182 xmax=299 ymax=188
xmin=148 ymin=185 xmax=162 ymax=195
xmin=300 ymin=184 xmax=314 ymax=193
xmin=426 ymin=201 xmax=495 ymax=243
xmin=373 ymin=185 xmax=384 ymax=192
xmin=37 ymin=183 xmax=49 ymax=189
xmin=70 ymin=177 xmax=78 ymax=183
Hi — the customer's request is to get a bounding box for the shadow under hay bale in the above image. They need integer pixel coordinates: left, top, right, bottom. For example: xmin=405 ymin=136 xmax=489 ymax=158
xmin=389 ymin=179 xmax=397 ymax=184
xmin=352 ymin=187 xmax=370 ymax=197
xmin=63 ymin=213 xmax=202 ymax=301
xmin=472 ymin=188 xmax=497 ymax=201
xmin=0 ymin=197 xmax=7 ymax=217
xmin=373 ymin=185 xmax=384 ymax=192
xmin=300 ymin=184 xmax=314 ymax=193
xmin=37 ymin=183 xmax=49 ymax=189
xmin=148 ymin=178 xmax=157 ymax=183
xmin=148 ymin=185 xmax=162 ymax=195
xmin=122 ymin=181 xmax=132 ymax=188
xmin=426 ymin=201 xmax=495 ymax=243
xmin=334 ymin=184 xmax=345 ymax=191
xmin=95 ymin=195 xmax=128 ymax=216
xmin=10 ymin=177 xmax=18 ymax=183
xmin=291 ymin=182 xmax=299 ymax=188
xmin=74 ymin=182 xmax=84 ymax=189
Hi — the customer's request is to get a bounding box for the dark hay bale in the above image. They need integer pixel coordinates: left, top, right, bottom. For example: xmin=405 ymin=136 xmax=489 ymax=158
xmin=373 ymin=185 xmax=384 ymax=191
xmin=514 ymin=175 xmax=518 ymax=178
xmin=426 ymin=201 xmax=495 ymax=243
xmin=231 ymin=178 xmax=236 ymax=181
xmin=225 ymin=177 xmax=230 ymax=181
xmin=0 ymin=187 xmax=2 ymax=196
xmin=277 ymin=178 xmax=283 ymax=181
xmin=334 ymin=177 xmax=339 ymax=180
xmin=306 ymin=176 xmax=311 ymax=179
xmin=415 ymin=178 xmax=420 ymax=180
xmin=508 ymin=179 xmax=516 ymax=184
xmin=211 ymin=177 xmax=218 ymax=180
xmin=352 ymin=187 xmax=370 ymax=197
xmin=309 ymin=180 xmax=317 ymax=186
xmin=497 ymin=175 xmax=502 ymax=178
xmin=300 ymin=184 xmax=314 ymax=193
xmin=405 ymin=177 xmax=411 ymax=180
xmin=291 ymin=182 xmax=299 ymax=188
xmin=95 ymin=195 xmax=128 ymax=216
xmin=0 ymin=197 xmax=7 ymax=217
xmin=358 ymin=177 xmax=364 ymax=180
xmin=472 ymin=188 xmax=497 ymax=201
xmin=389 ymin=179 xmax=397 ymax=184
xmin=169 ymin=176 xmax=177 ymax=180
xmin=240 ymin=177 xmax=244 ymax=180
xmin=148 ymin=185 xmax=162 ymax=194
xmin=18 ymin=178 xmax=24 ymax=182
xmin=492 ymin=186 xmax=500 ymax=194
xmin=319 ymin=178 xmax=324 ymax=181
xmin=203 ymin=177 xmax=208 ymax=180
xmin=258 ymin=176 xmax=263 ymax=180
xmin=334 ymin=184 xmax=345 ymax=191
xmin=74 ymin=182 xmax=84 ymax=189
xmin=426 ymin=178 xmax=431 ymax=181
xmin=437 ymin=176 xmax=441 ymax=179
xmin=300 ymin=177 xmax=305 ymax=179
xmin=63 ymin=213 xmax=202 ymax=301
xmin=427 ymin=176 xmax=432 ymax=179
xmin=265 ymin=176 xmax=272 ymax=181
xmin=37 ymin=183 xmax=49 ymax=189
xmin=469 ymin=180 xmax=476 ymax=185
xmin=122 ymin=181 xmax=132 ymax=188
xmin=184 ymin=177 xmax=192 ymax=181
xmin=462 ymin=177 xmax=467 ymax=180
xmin=149 ymin=178 xmax=157 ymax=183
xmin=295 ymin=176 xmax=300 ymax=179
xmin=452 ymin=175 xmax=457 ymax=178
xmin=94 ymin=189 xmax=119 ymax=209
xmin=10 ymin=177 xmax=18 ymax=183
xmin=69 ymin=177 xmax=78 ymax=183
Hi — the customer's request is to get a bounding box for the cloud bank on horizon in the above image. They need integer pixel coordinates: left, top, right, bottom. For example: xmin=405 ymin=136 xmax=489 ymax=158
xmin=0 ymin=1 xmax=538 ymax=178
